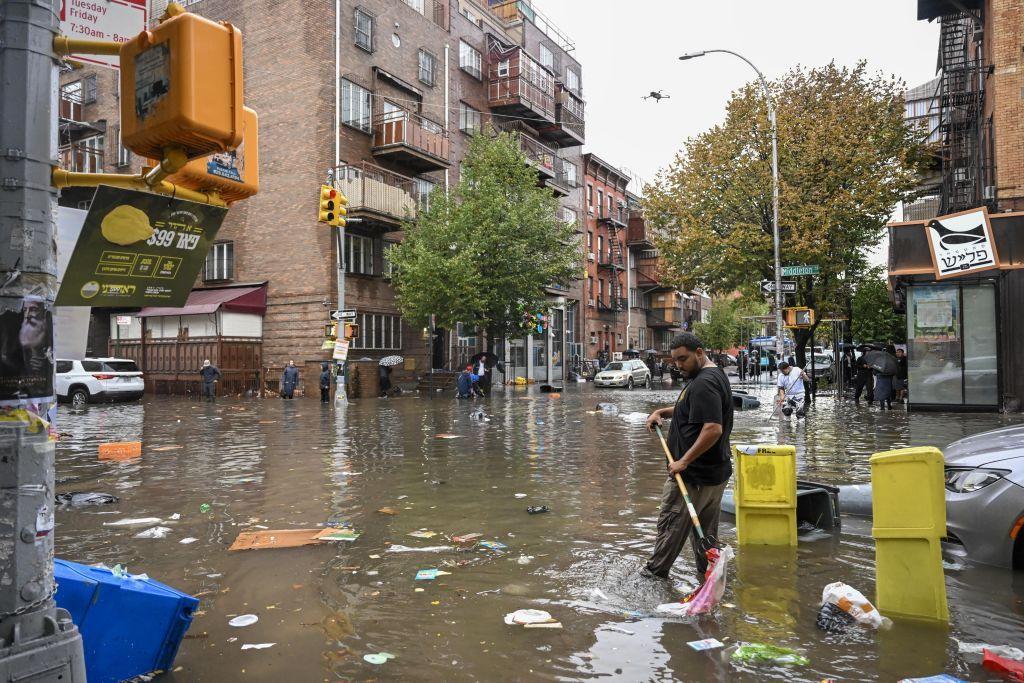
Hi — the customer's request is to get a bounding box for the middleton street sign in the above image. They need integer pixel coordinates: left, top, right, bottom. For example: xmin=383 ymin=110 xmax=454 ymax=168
xmin=781 ymin=265 xmax=820 ymax=276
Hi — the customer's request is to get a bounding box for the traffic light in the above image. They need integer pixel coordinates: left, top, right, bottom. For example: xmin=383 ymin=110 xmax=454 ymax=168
xmin=342 ymin=322 xmax=359 ymax=340
xmin=334 ymin=191 xmax=348 ymax=228
xmin=318 ymin=185 xmax=339 ymax=224
xmin=783 ymin=307 xmax=814 ymax=328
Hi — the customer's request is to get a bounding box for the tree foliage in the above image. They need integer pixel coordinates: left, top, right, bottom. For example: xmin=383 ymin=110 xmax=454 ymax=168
xmin=695 ymin=297 xmax=768 ymax=352
xmin=389 ymin=131 xmax=579 ymax=338
xmin=851 ymin=266 xmax=906 ymax=344
xmin=644 ymin=61 xmax=927 ymax=363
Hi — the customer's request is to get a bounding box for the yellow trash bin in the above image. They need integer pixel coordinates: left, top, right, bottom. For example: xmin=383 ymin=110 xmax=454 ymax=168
xmin=870 ymin=446 xmax=949 ymax=622
xmin=734 ymin=444 xmax=797 ymax=546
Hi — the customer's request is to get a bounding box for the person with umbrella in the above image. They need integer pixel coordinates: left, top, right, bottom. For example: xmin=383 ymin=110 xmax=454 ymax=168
xmin=378 ymin=355 xmax=403 ymax=397
xmin=469 ymin=351 xmax=499 ymax=395
xmin=853 ymin=348 xmax=875 ymax=405
xmin=866 ymin=346 xmax=899 ymax=411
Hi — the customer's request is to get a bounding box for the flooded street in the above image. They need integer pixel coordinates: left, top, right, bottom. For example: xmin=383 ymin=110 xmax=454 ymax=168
xmin=54 ymin=381 xmax=1024 ymax=682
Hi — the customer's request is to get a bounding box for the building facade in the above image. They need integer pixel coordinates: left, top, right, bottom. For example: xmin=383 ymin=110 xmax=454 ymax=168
xmin=57 ymin=0 xmax=587 ymax=388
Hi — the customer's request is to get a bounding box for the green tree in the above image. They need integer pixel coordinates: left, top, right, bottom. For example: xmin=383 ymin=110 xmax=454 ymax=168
xmin=696 ymin=297 xmax=768 ymax=352
xmin=388 ymin=131 xmax=579 ymax=342
xmin=851 ymin=266 xmax=906 ymax=343
xmin=644 ymin=61 xmax=927 ymax=367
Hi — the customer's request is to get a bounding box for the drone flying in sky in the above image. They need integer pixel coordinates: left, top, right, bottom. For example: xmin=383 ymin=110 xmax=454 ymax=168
xmin=643 ymin=90 xmax=671 ymax=103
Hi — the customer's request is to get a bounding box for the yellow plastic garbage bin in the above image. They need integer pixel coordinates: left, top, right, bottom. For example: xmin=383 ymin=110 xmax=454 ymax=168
xmin=870 ymin=446 xmax=949 ymax=622
xmin=734 ymin=444 xmax=797 ymax=546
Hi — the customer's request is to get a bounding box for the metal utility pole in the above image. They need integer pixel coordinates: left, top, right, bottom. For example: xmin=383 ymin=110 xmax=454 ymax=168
xmin=679 ymin=49 xmax=784 ymax=361
xmin=0 ymin=0 xmax=86 ymax=678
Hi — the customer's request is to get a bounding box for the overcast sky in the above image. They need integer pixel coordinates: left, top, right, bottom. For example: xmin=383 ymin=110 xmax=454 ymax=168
xmin=535 ymin=1 xmax=940 ymax=191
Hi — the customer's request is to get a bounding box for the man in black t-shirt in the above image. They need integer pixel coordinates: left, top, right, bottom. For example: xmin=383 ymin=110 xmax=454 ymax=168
xmin=643 ymin=332 xmax=734 ymax=579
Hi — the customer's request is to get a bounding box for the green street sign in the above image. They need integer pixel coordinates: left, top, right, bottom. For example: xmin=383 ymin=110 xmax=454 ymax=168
xmin=781 ymin=265 xmax=820 ymax=276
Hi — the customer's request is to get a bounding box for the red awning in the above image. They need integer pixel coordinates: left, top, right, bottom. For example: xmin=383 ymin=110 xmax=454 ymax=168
xmin=137 ymin=284 xmax=267 ymax=317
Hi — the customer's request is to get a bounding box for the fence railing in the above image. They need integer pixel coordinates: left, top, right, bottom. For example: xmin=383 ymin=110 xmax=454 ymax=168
xmin=335 ymin=161 xmax=419 ymax=222
xmin=373 ymin=110 xmax=451 ymax=163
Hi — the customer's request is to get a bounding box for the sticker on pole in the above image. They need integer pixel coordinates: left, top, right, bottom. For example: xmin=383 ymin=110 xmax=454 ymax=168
xmin=135 ymin=42 xmax=171 ymax=120
xmin=59 ymin=0 xmax=147 ymax=70
xmin=0 ymin=297 xmax=55 ymax=405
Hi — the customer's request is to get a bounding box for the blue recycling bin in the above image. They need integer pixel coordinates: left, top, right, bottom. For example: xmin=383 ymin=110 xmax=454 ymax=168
xmin=54 ymin=559 xmax=198 ymax=683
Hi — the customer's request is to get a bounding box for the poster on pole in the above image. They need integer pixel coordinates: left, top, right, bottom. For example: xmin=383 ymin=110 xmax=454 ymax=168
xmin=60 ymin=0 xmax=148 ymax=69
xmin=924 ymin=206 xmax=999 ymax=280
xmin=0 ymin=297 xmax=54 ymax=405
xmin=56 ymin=186 xmax=227 ymax=308
xmin=333 ymin=339 xmax=350 ymax=362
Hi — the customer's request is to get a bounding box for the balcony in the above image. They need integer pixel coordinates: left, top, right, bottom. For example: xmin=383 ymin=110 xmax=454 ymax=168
xmin=597 ymin=210 xmax=628 ymax=229
xmin=483 ymin=1 xmax=575 ymax=53
xmin=488 ymin=48 xmax=556 ymax=124
xmin=647 ymin=308 xmax=683 ymax=329
xmin=59 ymin=140 xmax=104 ymax=174
xmin=335 ymin=162 xmax=420 ymax=227
xmin=597 ymin=297 xmax=627 ymax=313
xmin=538 ymin=85 xmax=585 ymax=147
xmin=517 ymin=132 xmax=556 ymax=178
xmin=627 ymin=214 xmax=653 ymax=246
xmin=598 ymin=256 xmax=625 ymax=271
xmin=635 ymin=258 xmax=665 ymax=287
xmin=544 ymin=156 xmax=571 ymax=197
xmin=372 ymin=110 xmax=451 ymax=173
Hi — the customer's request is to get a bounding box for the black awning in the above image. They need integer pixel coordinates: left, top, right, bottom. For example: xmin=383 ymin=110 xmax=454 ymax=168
xmin=918 ymin=0 xmax=982 ymax=20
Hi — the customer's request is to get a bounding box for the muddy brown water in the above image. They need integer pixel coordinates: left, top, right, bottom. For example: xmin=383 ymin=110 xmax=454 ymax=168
xmin=55 ymin=379 xmax=1024 ymax=682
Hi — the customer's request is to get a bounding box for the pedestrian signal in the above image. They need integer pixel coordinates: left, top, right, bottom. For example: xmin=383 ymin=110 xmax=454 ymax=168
xmin=783 ymin=307 xmax=814 ymax=328
xmin=343 ymin=322 xmax=359 ymax=340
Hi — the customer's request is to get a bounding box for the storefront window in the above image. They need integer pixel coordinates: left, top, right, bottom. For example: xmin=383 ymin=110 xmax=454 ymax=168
xmin=532 ymin=332 xmax=548 ymax=382
xmin=907 ymin=284 xmax=997 ymax=407
xmin=550 ymin=308 xmax=564 ymax=380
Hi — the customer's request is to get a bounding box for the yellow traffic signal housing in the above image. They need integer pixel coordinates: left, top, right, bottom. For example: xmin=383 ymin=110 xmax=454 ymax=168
xmin=783 ymin=307 xmax=814 ymax=328
xmin=119 ymin=10 xmax=244 ymax=161
xmin=343 ymin=322 xmax=359 ymax=340
xmin=324 ymin=322 xmax=338 ymax=339
xmin=151 ymin=107 xmax=259 ymax=204
xmin=319 ymin=186 xmax=339 ymax=223
xmin=334 ymin=191 xmax=348 ymax=227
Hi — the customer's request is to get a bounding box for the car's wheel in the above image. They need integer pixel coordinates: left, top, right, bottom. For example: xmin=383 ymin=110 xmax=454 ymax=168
xmin=69 ymin=388 xmax=89 ymax=407
xmin=627 ymin=377 xmax=634 ymax=390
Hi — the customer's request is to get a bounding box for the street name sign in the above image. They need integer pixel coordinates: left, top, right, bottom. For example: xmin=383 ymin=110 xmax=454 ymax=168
xmin=761 ymin=280 xmax=797 ymax=294
xmin=330 ymin=310 xmax=356 ymax=321
xmin=60 ymin=0 xmax=148 ymax=70
xmin=781 ymin=265 xmax=820 ymax=276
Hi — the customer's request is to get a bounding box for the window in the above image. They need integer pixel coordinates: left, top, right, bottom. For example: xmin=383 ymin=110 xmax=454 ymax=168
xmin=586 ymin=184 xmax=593 ymax=211
xmin=459 ymin=40 xmax=482 ymax=79
xmin=461 ymin=6 xmax=481 ymax=26
xmin=561 ymin=207 xmax=576 ymax=229
xmin=596 ymin=189 xmax=603 ymax=215
xmin=459 ymin=103 xmax=482 ymax=134
xmin=83 ymin=74 xmax=97 ymax=104
xmin=597 ymin=235 xmax=603 ymax=257
xmin=204 ymin=241 xmax=234 ymax=281
xmin=342 ymin=79 xmax=372 ymax=133
xmin=115 ymin=126 xmax=131 ymax=167
xmin=588 ymin=276 xmax=594 ymax=299
xmin=586 ymin=231 xmax=593 ymax=249
xmin=565 ymin=67 xmax=580 ymax=94
xmin=607 ymin=194 xmax=614 ymax=217
xmin=56 ymin=360 xmax=73 ymax=374
xmin=404 ymin=0 xmax=424 ymax=12
xmin=598 ymin=278 xmax=605 ymax=302
xmin=354 ymin=9 xmax=373 ymax=51
xmin=539 ymin=44 xmax=553 ymax=71
xmin=413 ymin=178 xmax=436 ymax=212
xmin=345 ymin=234 xmax=375 ymax=275
xmin=351 ymin=313 xmax=402 ymax=350
xmin=629 ymin=287 xmax=639 ymax=308
xmin=497 ymin=59 xmax=510 ymax=77
xmin=418 ymin=49 xmax=436 ymax=86
xmin=562 ymin=160 xmax=578 ymax=187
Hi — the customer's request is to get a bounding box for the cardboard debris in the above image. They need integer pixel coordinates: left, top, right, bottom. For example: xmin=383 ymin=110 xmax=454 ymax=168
xmin=99 ymin=442 xmax=142 ymax=460
xmin=229 ymin=529 xmax=330 ymax=551
xmin=316 ymin=529 xmax=360 ymax=542
xmin=452 ymin=533 xmax=482 ymax=544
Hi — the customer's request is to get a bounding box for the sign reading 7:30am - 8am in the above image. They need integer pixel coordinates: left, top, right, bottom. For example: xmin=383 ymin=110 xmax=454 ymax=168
xmin=56 ymin=186 xmax=227 ymax=308
xmin=60 ymin=0 xmax=147 ymax=70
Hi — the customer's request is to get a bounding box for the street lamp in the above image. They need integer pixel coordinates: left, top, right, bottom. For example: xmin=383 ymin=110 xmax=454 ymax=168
xmin=679 ymin=49 xmax=784 ymax=361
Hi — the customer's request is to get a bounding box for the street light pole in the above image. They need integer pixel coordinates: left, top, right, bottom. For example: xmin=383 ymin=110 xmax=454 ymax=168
xmin=679 ymin=50 xmax=784 ymax=361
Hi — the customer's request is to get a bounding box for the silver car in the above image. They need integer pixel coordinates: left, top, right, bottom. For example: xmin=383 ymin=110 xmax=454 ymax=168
xmin=944 ymin=424 xmax=1024 ymax=569
xmin=594 ymin=360 xmax=652 ymax=389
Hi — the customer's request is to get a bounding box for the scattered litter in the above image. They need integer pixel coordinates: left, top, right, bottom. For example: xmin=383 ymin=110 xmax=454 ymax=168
xmin=816 ymin=603 xmax=856 ymax=633
xmin=133 ymin=526 xmax=172 ymax=539
xmin=229 ymin=529 xmax=325 ymax=551
xmin=363 ymin=653 xmax=396 ymax=665
xmin=408 ymin=530 xmax=438 ymax=539
xmin=228 ymin=615 xmax=258 ymax=627
xmin=514 ymin=493 xmax=527 ymax=498
xmin=241 ymin=643 xmax=275 ymax=650
xmin=941 ymin=560 xmax=964 ymax=571
xmin=434 ymin=434 xmax=462 ymax=440
xmin=595 ymin=403 xmax=618 ymax=413
xmin=386 ymin=545 xmax=453 ymax=553
xmin=470 ymin=410 xmax=490 ymax=422
xmin=821 ymin=582 xmax=891 ymax=629
xmin=688 ymin=638 xmax=725 ymax=651
xmin=452 ymin=533 xmax=482 ymax=544
xmin=897 ymin=676 xmax=967 ymax=683
xmin=957 ymin=641 xmax=1024 ymax=661
xmin=397 ymin=495 xmax=408 ymax=500
xmin=55 ymin=492 xmax=118 ymax=507
xmin=151 ymin=445 xmax=183 ymax=452
xmin=619 ymin=412 xmax=648 ymax=424
xmin=730 ymin=643 xmax=809 ymax=666
xmin=377 ymin=507 xmax=398 ymax=515
xmin=983 ymin=649 xmax=1024 ymax=679
xmin=606 ymin=626 xmax=635 ymax=635
xmin=527 ymin=506 xmax=549 ymax=515
xmin=103 ymin=517 xmax=162 ymax=527
xmin=98 ymin=442 xmax=142 ymax=461
xmin=316 ymin=529 xmax=361 ymax=542
xmin=504 ymin=609 xmax=554 ymax=625
xmin=591 ymin=589 xmax=610 ymax=601
xmin=535 ymin=419 xmax=545 ymax=425
xmin=656 ymin=546 xmax=733 ymax=616
xmin=365 ymin=571 xmax=378 ymax=576
xmin=369 ymin=554 xmax=381 ymax=559
xmin=478 ymin=541 xmax=507 ymax=552
xmin=169 ymin=513 xmax=181 ymax=520
xmin=524 ymin=621 xmax=562 ymax=629
xmin=415 ymin=569 xmax=451 ymax=581
xmin=178 ymin=537 xmax=198 ymax=545
xmin=516 ymin=555 xmax=533 ymax=565
xmin=199 ymin=504 xmax=211 ymax=513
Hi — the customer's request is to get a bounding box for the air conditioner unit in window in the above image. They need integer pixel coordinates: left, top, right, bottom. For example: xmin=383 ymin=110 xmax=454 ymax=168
xmin=589 ymin=333 xmax=597 ymax=344
xmin=587 ymin=252 xmax=596 ymax=261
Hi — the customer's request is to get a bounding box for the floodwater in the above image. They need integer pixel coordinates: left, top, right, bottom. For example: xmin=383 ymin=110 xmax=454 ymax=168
xmin=54 ymin=378 xmax=1024 ymax=682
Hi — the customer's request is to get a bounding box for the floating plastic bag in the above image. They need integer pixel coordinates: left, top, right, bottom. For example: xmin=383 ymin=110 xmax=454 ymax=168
xmin=504 ymin=609 xmax=553 ymax=625
xmin=957 ymin=641 xmax=1024 ymax=661
xmin=134 ymin=526 xmax=172 ymax=539
xmin=983 ymin=649 xmax=1024 ymax=681
xmin=619 ymin=411 xmax=648 ymax=424
xmin=731 ymin=643 xmax=809 ymax=666
xmin=820 ymin=582 xmax=891 ymax=629
xmin=656 ymin=545 xmax=733 ymax=617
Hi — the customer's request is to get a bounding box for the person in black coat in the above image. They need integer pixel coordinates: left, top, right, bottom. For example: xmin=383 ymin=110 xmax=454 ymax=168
xmin=281 ymin=360 xmax=299 ymax=399
xmin=320 ymin=363 xmax=332 ymax=403
xmin=199 ymin=359 xmax=221 ymax=402
xmin=854 ymin=355 xmax=874 ymax=405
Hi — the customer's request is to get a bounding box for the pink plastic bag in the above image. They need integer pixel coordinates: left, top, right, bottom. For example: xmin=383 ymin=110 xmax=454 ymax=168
xmin=656 ymin=545 xmax=734 ymax=617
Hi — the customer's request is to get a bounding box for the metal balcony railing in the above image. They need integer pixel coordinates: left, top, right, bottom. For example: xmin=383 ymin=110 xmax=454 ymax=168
xmin=518 ymin=134 xmax=556 ymax=175
xmin=59 ymin=141 xmax=103 ymax=173
xmin=488 ymin=49 xmax=556 ymax=121
xmin=484 ymin=0 xmax=575 ymax=52
xmin=335 ymin=162 xmax=420 ymax=223
xmin=372 ymin=110 xmax=451 ymax=167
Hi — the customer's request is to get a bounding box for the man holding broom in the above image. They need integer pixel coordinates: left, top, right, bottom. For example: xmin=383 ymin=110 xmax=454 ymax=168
xmin=643 ymin=332 xmax=734 ymax=580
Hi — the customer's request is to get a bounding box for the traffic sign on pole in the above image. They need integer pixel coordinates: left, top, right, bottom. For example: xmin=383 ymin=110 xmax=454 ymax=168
xmin=781 ymin=265 xmax=820 ymax=276
xmin=59 ymin=0 xmax=147 ymax=69
xmin=330 ymin=309 xmax=356 ymax=321
xmin=761 ymin=280 xmax=797 ymax=294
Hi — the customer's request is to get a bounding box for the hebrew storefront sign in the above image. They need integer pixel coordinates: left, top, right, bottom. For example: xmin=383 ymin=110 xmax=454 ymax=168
xmin=924 ymin=207 xmax=999 ymax=279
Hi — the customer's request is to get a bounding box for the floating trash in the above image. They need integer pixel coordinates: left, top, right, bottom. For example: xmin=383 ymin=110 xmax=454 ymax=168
xmin=229 ymin=615 xmax=258 ymax=627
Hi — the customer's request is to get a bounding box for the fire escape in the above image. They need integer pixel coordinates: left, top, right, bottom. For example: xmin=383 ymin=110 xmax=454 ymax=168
xmin=937 ymin=11 xmax=994 ymax=214
xmin=598 ymin=207 xmax=627 ymax=312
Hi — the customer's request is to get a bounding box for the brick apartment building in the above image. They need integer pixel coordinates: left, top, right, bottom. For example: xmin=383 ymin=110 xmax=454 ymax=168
xmin=581 ymin=153 xmax=628 ymax=358
xmin=57 ymin=0 xmax=587 ymax=389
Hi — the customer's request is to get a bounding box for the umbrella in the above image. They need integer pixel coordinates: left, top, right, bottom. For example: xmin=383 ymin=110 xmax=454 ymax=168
xmin=378 ymin=355 xmax=404 ymax=367
xmin=863 ymin=350 xmax=898 ymax=376
xmin=469 ymin=351 xmax=499 ymax=368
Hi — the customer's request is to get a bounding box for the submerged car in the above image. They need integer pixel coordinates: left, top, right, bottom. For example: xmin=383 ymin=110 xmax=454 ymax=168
xmin=943 ymin=424 xmax=1024 ymax=569
xmin=594 ymin=360 xmax=652 ymax=389
xmin=56 ymin=358 xmax=145 ymax=407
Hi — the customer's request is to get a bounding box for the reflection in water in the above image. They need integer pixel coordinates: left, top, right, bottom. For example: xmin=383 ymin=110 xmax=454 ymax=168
xmin=54 ymin=382 xmax=1023 ymax=682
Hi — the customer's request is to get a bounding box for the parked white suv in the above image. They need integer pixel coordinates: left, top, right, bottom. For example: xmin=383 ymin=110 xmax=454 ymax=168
xmin=594 ymin=359 xmax=652 ymax=389
xmin=56 ymin=358 xmax=145 ymax=407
